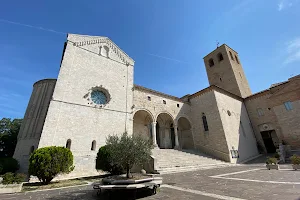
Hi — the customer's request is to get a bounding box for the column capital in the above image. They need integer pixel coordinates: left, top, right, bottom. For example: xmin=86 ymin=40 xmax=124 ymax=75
xmin=151 ymin=122 xmax=157 ymax=125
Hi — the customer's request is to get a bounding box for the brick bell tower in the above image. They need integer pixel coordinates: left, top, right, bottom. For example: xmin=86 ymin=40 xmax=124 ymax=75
xmin=203 ymin=44 xmax=252 ymax=98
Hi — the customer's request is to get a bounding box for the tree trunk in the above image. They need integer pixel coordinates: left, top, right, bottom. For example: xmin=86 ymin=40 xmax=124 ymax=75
xmin=126 ymin=166 xmax=131 ymax=178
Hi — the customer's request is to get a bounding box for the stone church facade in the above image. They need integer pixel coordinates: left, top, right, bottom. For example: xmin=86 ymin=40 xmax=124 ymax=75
xmin=13 ymin=34 xmax=300 ymax=177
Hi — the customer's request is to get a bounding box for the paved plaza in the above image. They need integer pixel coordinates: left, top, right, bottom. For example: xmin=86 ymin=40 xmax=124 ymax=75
xmin=1 ymin=163 xmax=300 ymax=200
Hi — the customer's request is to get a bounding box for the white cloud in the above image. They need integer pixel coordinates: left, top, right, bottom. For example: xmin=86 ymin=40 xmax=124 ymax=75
xmin=278 ymin=0 xmax=298 ymax=11
xmin=146 ymin=53 xmax=189 ymax=64
xmin=283 ymin=37 xmax=300 ymax=64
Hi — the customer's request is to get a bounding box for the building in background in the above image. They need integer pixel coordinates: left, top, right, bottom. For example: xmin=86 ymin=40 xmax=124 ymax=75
xmin=13 ymin=34 xmax=300 ymax=177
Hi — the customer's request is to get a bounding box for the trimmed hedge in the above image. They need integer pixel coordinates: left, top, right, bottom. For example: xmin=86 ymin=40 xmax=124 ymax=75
xmin=0 ymin=157 xmax=20 ymax=174
xmin=28 ymin=146 xmax=74 ymax=184
xmin=96 ymin=145 xmax=123 ymax=175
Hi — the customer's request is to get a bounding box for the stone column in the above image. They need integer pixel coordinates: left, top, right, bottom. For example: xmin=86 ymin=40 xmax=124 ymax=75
xmin=151 ymin=122 xmax=158 ymax=147
xmin=174 ymin=125 xmax=179 ymax=148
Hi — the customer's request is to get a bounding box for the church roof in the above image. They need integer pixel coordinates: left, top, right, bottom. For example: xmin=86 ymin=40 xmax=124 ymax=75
xmin=133 ymin=84 xmax=185 ymax=102
xmin=67 ymin=34 xmax=135 ymax=66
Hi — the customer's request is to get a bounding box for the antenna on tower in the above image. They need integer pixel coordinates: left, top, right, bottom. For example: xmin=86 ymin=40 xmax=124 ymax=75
xmin=216 ymin=40 xmax=220 ymax=48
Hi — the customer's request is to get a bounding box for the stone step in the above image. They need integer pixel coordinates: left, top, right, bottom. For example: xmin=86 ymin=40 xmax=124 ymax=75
xmin=157 ymin=163 xmax=233 ymax=174
xmin=152 ymin=148 xmax=227 ymax=173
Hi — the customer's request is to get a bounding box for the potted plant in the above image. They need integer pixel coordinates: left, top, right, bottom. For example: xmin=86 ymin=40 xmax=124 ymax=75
xmin=290 ymin=155 xmax=300 ymax=170
xmin=266 ymin=157 xmax=279 ymax=170
xmin=94 ymin=132 xmax=162 ymax=197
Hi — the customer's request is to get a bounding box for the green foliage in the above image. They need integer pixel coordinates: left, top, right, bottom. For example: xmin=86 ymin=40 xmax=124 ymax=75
xmin=2 ymin=172 xmax=14 ymax=184
xmin=0 ymin=118 xmax=23 ymax=157
xmin=266 ymin=157 xmax=278 ymax=164
xmin=290 ymin=154 xmax=300 ymax=165
xmin=96 ymin=145 xmax=123 ymax=175
xmin=274 ymin=152 xmax=280 ymax=159
xmin=0 ymin=157 xmax=20 ymax=174
xmin=28 ymin=146 xmax=74 ymax=184
xmin=106 ymin=132 xmax=153 ymax=178
xmin=2 ymin=172 xmax=26 ymax=184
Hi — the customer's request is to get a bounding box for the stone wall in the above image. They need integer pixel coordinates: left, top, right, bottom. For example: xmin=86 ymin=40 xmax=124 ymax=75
xmin=245 ymin=76 xmax=300 ymax=150
xmin=38 ymin=34 xmax=134 ymax=176
xmin=189 ymin=89 xmax=230 ymax=161
xmin=214 ymin=90 xmax=259 ymax=163
xmin=13 ymin=79 xmax=56 ymax=172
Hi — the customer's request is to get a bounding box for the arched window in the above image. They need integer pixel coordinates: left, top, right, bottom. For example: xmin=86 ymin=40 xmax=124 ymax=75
xmin=100 ymin=46 xmax=109 ymax=57
xmin=202 ymin=113 xmax=209 ymax=131
xmin=229 ymin=51 xmax=234 ymax=60
xmin=30 ymin=146 xmax=34 ymax=154
xmin=209 ymin=58 xmax=214 ymax=67
xmin=217 ymin=53 xmax=224 ymax=62
xmin=91 ymin=140 xmax=96 ymax=151
xmin=66 ymin=139 xmax=71 ymax=149
xmin=235 ymin=55 xmax=240 ymax=64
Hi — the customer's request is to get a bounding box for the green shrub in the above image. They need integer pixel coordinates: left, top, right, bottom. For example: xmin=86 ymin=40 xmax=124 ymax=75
xmin=290 ymin=154 xmax=300 ymax=165
xmin=0 ymin=157 xmax=20 ymax=174
xmin=2 ymin=172 xmax=14 ymax=184
xmin=96 ymin=145 xmax=123 ymax=175
xmin=28 ymin=146 xmax=74 ymax=184
xmin=14 ymin=173 xmax=27 ymax=183
xmin=2 ymin=172 xmax=26 ymax=184
xmin=266 ymin=157 xmax=278 ymax=164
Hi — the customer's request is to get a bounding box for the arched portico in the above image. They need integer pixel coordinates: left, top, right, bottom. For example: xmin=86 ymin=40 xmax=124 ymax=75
xmin=177 ymin=117 xmax=194 ymax=149
xmin=133 ymin=109 xmax=154 ymax=141
xmin=156 ymin=113 xmax=178 ymax=149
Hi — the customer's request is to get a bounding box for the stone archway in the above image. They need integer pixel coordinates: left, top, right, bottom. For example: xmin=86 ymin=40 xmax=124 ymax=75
xmin=133 ymin=110 xmax=154 ymax=141
xmin=177 ymin=117 xmax=193 ymax=149
xmin=156 ymin=113 xmax=175 ymax=149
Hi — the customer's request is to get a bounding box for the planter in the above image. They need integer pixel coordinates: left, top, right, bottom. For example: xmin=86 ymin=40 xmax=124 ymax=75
xmin=0 ymin=183 xmax=23 ymax=194
xmin=102 ymin=174 xmax=154 ymax=185
xmin=266 ymin=164 xmax=279 ymax=170
xmin=292 ymin=164 xmax=300 ymax=170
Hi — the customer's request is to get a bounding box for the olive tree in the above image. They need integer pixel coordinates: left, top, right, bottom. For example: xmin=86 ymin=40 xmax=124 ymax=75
xmin=106 ymin=132 xmax=153 ymax=178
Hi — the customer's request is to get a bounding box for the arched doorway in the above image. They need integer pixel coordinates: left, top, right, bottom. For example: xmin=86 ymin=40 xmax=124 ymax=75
xmin=178 ymin=117 xmax=193 ymax=149
xmin=133 ymin=110 xmax=154 ymax=141
xmin=156 ymin=113 xmax=175 ymax=149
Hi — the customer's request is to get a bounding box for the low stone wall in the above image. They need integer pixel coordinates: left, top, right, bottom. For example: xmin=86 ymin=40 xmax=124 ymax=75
xmin=0 ymin=183 xmax=23 ymax=194
xmin=132 ymin=155 xmax=158 ymax=174
xmin=196 ymin=145 xmax=230 ymax=162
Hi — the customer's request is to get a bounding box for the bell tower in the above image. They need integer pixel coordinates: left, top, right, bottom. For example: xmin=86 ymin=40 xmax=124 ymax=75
xmin=203 ymin=44 xmax=251 ymax=98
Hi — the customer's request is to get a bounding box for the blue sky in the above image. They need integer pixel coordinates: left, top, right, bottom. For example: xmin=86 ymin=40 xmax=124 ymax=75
xmin=1 ymin=0 xmax=300 ymax=119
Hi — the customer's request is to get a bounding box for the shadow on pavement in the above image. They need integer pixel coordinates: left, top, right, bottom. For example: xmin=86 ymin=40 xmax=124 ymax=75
xmin=46 ymin=188 xmax=155 ymax=200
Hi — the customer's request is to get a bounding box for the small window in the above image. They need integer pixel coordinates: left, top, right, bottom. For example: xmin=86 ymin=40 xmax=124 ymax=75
xmin=163 ymin=100 xmax=166 ymax=104
xmin=217 ymin=53 xmax=224 ymax=62
xmin=235 ymin=55 xmax=240 ymax=64
xmin=284 ymin=101 xmax=292 ymax=111
xmin=227 ymin=110 xmax=231 ymax=116
xmin=177 ymin=104 xmax=180 ymax=108
xmin=66 ymin=139 xmax=71 ymax=149
xmin=91 ymin=140 xmax=96 ymax=151
xmin=239 ymin=72 xmax=242 ymax=78
xmin=220 ymin=77 xmax=222 ymax=82
xmin=147 ymin=96 xmax=151 ymax=101
xmin=208 ymin=58 xmax=214 ymax=67
xmin=202 ymin=113 xmax=209 ymax=131
xmin=229 ymin=51 xmax=234 ymax=60
xmin=257 ymin=108 xmax=264 ymax=116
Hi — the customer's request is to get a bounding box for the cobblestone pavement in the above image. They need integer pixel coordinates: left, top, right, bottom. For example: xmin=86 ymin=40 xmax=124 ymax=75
xmin=1 ymin=164 xmax=300 ymax=200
